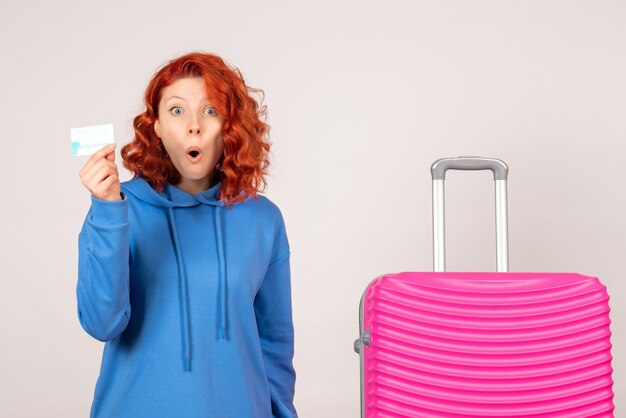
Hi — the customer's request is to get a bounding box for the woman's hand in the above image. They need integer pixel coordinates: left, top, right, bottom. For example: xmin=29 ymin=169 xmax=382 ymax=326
xmin=79 ymin=143 xmax=122 ymax=201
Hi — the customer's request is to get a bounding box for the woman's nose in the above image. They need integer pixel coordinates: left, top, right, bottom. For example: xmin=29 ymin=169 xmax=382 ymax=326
xmin=188 ymin=113 xmax=201 ymax=135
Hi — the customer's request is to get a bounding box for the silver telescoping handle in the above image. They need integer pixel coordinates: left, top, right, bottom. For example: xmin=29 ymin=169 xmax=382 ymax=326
xmin=430 ymin=157 xmax=510 ymax=273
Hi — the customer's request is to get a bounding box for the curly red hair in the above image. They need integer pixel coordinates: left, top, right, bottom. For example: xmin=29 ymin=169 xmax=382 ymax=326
xmin=121 ymin=52 xmax=271 ymax=207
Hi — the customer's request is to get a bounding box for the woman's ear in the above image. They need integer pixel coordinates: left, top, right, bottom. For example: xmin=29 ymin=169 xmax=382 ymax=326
xmin=154 ymin=120 xmax=161 ymax=138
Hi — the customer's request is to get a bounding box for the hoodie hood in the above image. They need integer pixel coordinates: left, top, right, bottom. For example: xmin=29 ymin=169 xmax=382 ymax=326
xmin=122 ymin=176 xmax=227 ymax=208
xmin=122 ymin=176 xmax=234 ymax=372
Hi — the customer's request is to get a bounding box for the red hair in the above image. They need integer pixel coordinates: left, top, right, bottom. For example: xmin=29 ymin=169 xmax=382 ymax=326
xmin=121 ymin=52 xmax=271 ymax=207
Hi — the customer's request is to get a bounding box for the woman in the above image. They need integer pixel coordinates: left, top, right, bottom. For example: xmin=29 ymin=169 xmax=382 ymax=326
xmin=76 ymin=52 xmax=297 ymax=418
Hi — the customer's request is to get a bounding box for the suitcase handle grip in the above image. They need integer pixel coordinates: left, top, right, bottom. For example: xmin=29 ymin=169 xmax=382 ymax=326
xmin=431 ymin=156 xmax=508 ymax=180
xmin=430 ymin=157 xmax=509 ymax=272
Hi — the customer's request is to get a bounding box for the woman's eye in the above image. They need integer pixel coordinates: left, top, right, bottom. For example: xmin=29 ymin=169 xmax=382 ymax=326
xmin=204 ymin=107 xmax=217 ymax=116
xmin=170 ymin=107 xmax=183 ymax=116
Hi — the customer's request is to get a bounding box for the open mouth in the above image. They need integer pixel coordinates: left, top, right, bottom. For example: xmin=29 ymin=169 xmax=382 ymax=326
xmin=186 ymin=147 xmax=202 ymax=161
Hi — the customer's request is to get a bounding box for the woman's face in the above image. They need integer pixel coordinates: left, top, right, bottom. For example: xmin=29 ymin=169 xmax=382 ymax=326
xmin=154 ymin=77 xmax=225 ymax=194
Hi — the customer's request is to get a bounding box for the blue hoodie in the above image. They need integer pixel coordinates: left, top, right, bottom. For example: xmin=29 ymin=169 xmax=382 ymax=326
xmin=76 ymin=176 xmax=297 ymax=418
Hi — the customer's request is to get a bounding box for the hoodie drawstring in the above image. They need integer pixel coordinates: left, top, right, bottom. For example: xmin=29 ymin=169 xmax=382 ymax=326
xmin=167 ymin=207 xmax=192 ymax=372
xmin=166 ymin=205 xmax=228 ymax=372
xmin=214 ymin=206 xmax=228 ymax=341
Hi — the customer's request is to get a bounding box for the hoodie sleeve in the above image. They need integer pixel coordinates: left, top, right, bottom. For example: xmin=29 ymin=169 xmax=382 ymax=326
xmin=254 ymin=207 xmax=298 ymax=418
xmin=76 ymin=192 xmax=131 ymax=342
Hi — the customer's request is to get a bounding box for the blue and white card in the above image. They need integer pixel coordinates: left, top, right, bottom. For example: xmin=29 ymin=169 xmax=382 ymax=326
xmin=71 ymin=124 xmax=115 ymax=157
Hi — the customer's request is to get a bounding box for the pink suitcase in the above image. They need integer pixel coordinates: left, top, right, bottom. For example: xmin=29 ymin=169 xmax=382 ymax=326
xmin=354 ymin=157 xmax=614 ymax=417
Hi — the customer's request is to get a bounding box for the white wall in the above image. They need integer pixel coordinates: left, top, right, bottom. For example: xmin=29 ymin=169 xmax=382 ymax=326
xmin=1 ymin=0 xmax=624 ymax=416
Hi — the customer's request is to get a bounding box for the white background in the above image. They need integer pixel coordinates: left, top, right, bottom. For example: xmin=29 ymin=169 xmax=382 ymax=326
xmin=1 ymin=0 xmax=624 ymax=416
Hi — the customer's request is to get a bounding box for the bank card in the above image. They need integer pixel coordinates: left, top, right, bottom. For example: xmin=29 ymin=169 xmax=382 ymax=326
xmin=71 ymin=124 xmax=115 ymax=157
